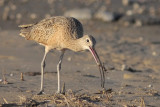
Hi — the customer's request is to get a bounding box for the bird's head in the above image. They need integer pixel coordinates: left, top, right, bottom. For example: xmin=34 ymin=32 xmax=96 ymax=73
xmin=81 ymin=35 xmax=100 ymax=65
xmin=81 ymin=35 xmax=96 ymax=50
xmin=81 ymin=35 xmax=106 ymax=88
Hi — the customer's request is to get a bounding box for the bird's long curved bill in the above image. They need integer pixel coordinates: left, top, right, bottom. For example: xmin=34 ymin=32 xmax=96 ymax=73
xmin=89 ymin=46 xmax=106 ymax=88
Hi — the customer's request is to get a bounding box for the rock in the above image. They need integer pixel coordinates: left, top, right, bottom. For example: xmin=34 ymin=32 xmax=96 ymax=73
xmin=136 ymin=6 xmax=146 ymax=14
xmin=47 ymin=0 xmax=55 ymax=4
xmin=9 ymin=14 xmax=15 ymax=20
xmin=133 ymin=3 xmax=140 ymax=10
xmin=122 ymin=0 xmax=129 ymax=6
xmin=64 ymin=8 xmax=92 ymax=20
xmin=45 ymin=14 xmax=51 ymax=18
xmin=134 ymin=19 xmax=142 ymax=27
xmin=67 ymin=57 xmax=72 ymax=61
xmin=94 ymin=8 xmax=116 ymax=22
xmin=0 ymin=0 xmax=4 ymax=6
xmin=10 ymin=3 xmax=17 ymax=11
xmin=120 ymin=14 xmax=160 ymax=26
xmin=149 ymin=7 xmax=156 ymax=16
xmin=119 ymin=16 xmax=134 ymax=25
xmin=127 ymin=67 xmax=142 ymax=72
xmin=16 ymin=13 xmax=22 ymax=24
xmin=2 ymin=6 xmax=10 ymax=21
xmin=10 ymin=73 xmax=13 ymax=77
xmin=148 ymin=84 xmax=152 ymax=88
xmin=122 ymin=0 xmax=143 ymax=6
xmin=30 ymin=13 xmax=37 ymax=19
xmin=16 ymin=13 xmax=22 ymax=20
xmin=133 ymin=3 xmax=146 ymax=14
xmin=152 ymin=51 xmax=157 ymax=56
xmin=121 ymin=64 xmax=127 ymax=71
xmin=126 ymin=10 xmax=133 ymax=16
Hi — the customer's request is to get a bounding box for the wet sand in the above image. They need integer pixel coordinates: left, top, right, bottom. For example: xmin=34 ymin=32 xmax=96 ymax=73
xmin=0 ymin=0 xmax=160 ymax=106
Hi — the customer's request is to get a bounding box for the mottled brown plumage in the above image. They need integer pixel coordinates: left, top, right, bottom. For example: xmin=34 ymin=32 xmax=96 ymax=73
xmin=19 ymin=16 xmax=105 ymax=94
xmin=19 ymin=16 xmax=83 ymax=49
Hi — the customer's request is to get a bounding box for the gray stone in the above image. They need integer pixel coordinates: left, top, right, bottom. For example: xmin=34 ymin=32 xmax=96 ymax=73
xmin=122 ymin=0 xmax=129 ymax=6
xmin=94 ymin=9 xmax=115 ymax=22
xmin=2 ymin=6 xmax=10 ymax=21
xmin=64 ymin=8 xmax=92 ymax=20
xmin=0 ymin=0 xmax=4 ymax=6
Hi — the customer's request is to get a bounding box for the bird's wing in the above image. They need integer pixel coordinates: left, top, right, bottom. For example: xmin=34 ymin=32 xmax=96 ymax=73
xmin=67 ymin=17 xmax=83 ymax=39
xmin=19 ymin=17 xmax=55 ymax=45
xmin=19 ymin=16 xmax=84 ymax=45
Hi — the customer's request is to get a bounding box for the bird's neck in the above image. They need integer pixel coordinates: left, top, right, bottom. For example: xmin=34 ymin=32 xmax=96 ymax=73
xmin=65 ymin=39 xmax=84 ymax=52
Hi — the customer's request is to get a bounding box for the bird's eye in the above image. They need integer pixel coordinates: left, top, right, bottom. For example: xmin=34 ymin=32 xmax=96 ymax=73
xmin=86 ymin=39 xmax=89 ymax=42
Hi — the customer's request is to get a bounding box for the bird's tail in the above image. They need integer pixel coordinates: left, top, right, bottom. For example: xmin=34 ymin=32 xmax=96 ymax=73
xmin=18 ymin=24 xmax=33 ymax=39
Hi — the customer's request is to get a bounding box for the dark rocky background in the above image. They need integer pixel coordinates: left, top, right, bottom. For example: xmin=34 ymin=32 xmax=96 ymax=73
xmin=1 ymin=0 xmax=160 ymax=29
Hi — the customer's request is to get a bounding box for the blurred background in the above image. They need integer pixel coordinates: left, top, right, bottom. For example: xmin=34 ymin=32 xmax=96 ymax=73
xmin=0 ymin=0 xmax=160 ymax=30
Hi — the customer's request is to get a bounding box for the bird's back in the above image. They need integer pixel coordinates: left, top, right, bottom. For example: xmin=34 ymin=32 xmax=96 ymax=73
xmin=19 ymin=16 xmax=83 ymax=46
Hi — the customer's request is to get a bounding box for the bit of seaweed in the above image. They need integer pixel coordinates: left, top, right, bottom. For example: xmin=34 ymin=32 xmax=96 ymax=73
xmin=12 ymin=89 xmax=113 ymax=106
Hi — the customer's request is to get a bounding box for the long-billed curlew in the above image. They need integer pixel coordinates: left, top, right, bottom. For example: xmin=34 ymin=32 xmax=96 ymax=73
xmin=19 ymin=16 xmax=106 ymax=94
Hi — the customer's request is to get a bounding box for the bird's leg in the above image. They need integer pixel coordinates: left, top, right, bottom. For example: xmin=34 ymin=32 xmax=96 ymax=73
xmin=37 ymin=48 xmax=49 ymax=95
xmin=56 ymin=50 xmax=65 ymax=93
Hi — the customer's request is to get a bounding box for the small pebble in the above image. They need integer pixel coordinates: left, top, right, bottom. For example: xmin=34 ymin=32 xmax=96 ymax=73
xmin=16 ymin=13 xmax=22 ymax=20
xmin=133 ymin=3 xmax=140 ymax=10
xmin=123 ymin=105 xmax=128 ymax=107
xmin=139 ymin=37 xmax=143 ymax=41
xmin=118 ymin=91 xmax=123 ymax=95
xmin=9 ymin=14 xmax=15 ymax=20
xmin=16 ymin=13 xmax=22 ymax=23
xmin=67 ymin=57 xmax=72 ymax=61
xmin=135 ymin=19 xmax=142 ymax=27
xmin=121 ymin=64 xmax=127 ymax=71
xmin=10 ymin=73 xmax=13 ymax=77
xmin=106 ymin=77 xmax=110 ymax=80
xmin=10 ymin=4 xmax=17 ymax=11
xmin=149 ymin=7 xmax=156 ymax=16
xmin=152 ymin=51 xmax=157 ymax=56
xmin=45 ymin=14 xmax=51 ymax=18
xmin=148 ymin=84 xmax=152 ymax=88
xmin=30 ymin=13 xmax=37 ymax=19
xmin=136 ymin=6 xmax=145 ymax=14
xmin=126 ymin=10 xmax=133 ymax=16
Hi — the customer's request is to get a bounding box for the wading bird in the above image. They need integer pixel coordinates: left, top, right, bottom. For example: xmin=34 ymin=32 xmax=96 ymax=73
xmin=19 ymin=16 xmax=106 ymax=94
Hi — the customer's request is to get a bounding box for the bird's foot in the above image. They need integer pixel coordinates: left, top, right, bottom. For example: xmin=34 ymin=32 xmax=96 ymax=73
xmin=55 ymin=83 xmax=65 ymax=94
xmin=55 ymin=90 xmax=65 ymax=94
xmin=37 ymin=90 xmax=45 ymax=95
xmin=55 ymin=90 xmax=61 ymax=94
